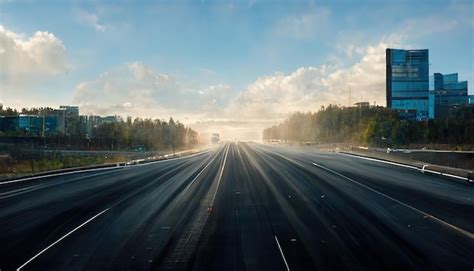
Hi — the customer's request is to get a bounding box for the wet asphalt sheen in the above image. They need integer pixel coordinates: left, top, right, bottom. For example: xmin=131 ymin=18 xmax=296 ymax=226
xmin=0 ymin=142 xmax=473 ymax=270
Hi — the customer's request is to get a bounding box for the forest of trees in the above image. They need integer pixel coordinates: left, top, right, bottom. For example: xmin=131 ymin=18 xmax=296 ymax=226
xmin=263 ymin=105 xmax=474 ymax=147
xmin=85 ymin=117 xmax=199 ymax=152
xmin=0 ymin=106 xmax=51 ymax=116
xmin=0 ymin=106 xmax=199 ymax=152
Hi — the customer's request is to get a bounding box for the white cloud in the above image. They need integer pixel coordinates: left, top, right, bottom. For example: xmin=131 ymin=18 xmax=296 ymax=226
xmin=325 ymin=41 xmax=391 ymax=106
xmin=228 ymin=66 xmax=329 ymax=119
xmin=0 ymin=25 xmax=69 ymax=108
xmin=341 ymin=43 xmax=366 ymax=59
xmin=71 ymin=34 xmax=400 ymax=128
xmin=75 ymin=10 xmax=108 ymax=32
xmin=73 ymin=62 xmax=171 ymax=116
xmin=229 ymin=35 xmax=406 ymax=121
xmin=72 ymin=62 xmax=234 ymax=120
xmin=0 ymin=25 xmax=68 ymax=78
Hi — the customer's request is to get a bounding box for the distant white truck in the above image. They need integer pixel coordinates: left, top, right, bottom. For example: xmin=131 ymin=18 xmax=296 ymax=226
xmin=211 ymin=133 xmax=220 ymax=144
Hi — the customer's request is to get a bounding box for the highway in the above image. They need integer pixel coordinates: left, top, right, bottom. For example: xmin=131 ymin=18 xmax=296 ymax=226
xmin=0 ymin=142 xmax=473 ymax=270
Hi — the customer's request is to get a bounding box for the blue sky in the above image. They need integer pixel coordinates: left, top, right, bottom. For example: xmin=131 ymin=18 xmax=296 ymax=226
xmin=1 ymin=0 xmax=473 ymax=139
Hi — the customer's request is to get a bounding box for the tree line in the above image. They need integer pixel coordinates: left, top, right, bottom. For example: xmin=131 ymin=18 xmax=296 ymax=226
xmin=0 ymin=106 xmax=198 ymax=152
xmin=87 ymin=116 xmax=198 ymax=152
xmin=262 ymin=105 xmax=474 ymax=147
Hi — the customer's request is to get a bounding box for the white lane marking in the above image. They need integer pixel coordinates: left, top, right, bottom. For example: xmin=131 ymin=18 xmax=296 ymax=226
xmin=274 ymin=235 xmax=290 ymax=271
xmin=0 ymin=167 xmax=120 ymax=185
xmin=0 ymin=185 xmax=40 ymax=197
xmin=338 ymin=152 xmax=418 ymax=170
xmin=422 ymin=169 xmax=470 ymax=181
xmin=17 ymin=208 xmax=110 ymax=270
xmin=130 ymin=149 xmax=213 ymax=168
xmin=339 ymin=152 xmax=470 ymax=182
xmin=209 ymin=143 xmax=230 ymax=207
xmin=174 ymin=149 xmax=221 ymax=203
xmin=0 ymin=171 xmax=115 ymax=200
xmin=312 ymin=162 xmax=474 ymax=240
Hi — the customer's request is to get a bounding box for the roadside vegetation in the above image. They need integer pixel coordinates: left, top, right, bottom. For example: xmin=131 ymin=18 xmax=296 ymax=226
xmin=0 ymin=107 xmax=199 ymax=151
xmin=0 ymin=107 xmax=200 ymax=177
xmin=263 ymin=105 xmax=474 ymax=149
xmin=0 ymin=147 xmax=127 ymax=177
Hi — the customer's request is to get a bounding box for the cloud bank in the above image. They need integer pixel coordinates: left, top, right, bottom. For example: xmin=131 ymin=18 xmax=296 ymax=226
xmin=71 ymin=36 xmax=398 ymax=141
xmin=74 ymin=39 xmax=394 ymax=119
xmin=72 ymin=62 xmax=233 ymax=120
xmin=0 ymin=25 xmax=69 ymax=107
xmin=0 ymin=22 xmax=400 ymax=139
xmin=0 ymin=25 xmax=68 ymax=79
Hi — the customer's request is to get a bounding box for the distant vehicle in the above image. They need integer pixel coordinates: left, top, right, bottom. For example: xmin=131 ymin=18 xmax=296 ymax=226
xmin=211 ymin=133 xmax=220 ymax=144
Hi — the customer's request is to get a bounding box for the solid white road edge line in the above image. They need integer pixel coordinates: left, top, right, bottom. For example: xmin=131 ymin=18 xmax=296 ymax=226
xmin=0 ymin=167 xmax=119 ymax=185
xmin=17 ymin=208 xmax=110 ymax=270
xmin=422 ymin=169 xmax=469 ymax=181
xmin=312 ymin=162 xmax=474 ymax=240
xmin=338 ymin=152 xmax=469 ymax=181
xmin=130 ymin=148 xmax=213 ymax=168
xmin=338 ymin=152 xmax=418 ymax=170
xmin=0 ymin=171 xmax=115 ymax=200
xmin=274 ymin=235 xmax=290 ymax=271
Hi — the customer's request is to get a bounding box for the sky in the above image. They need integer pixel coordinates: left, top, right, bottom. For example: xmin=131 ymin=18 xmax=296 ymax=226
xmin=1 ymin=0 xmax=473 ymax=140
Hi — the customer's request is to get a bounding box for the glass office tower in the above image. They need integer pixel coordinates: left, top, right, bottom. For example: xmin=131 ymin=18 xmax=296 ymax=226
xmin=386 ymin=49 xmax=430 ymax=120
xmin=431 ymin=73 xmax=469 ymax=119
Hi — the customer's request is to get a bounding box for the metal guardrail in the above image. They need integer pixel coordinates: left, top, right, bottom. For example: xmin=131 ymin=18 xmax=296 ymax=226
xmin=0 ymin=148 xmax=206 ymax=184
xmin=340 ymin=151 xmax=473 ymax=185
xmin=383 ymin=147 xmax=474 ymax=154
xmin=0 ymin=163 xmax=124 ymax=184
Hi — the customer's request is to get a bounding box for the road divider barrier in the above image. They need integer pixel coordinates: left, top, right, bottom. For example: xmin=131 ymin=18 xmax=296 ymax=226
xmin=0 ymin=148 xmax=209 ymax=185
xmin=339 ymin=152 xmax=473 ymax=184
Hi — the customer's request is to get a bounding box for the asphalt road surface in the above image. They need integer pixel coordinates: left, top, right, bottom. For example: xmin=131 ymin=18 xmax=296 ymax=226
xmin=1 ymin=142 xmax=473 ymax=270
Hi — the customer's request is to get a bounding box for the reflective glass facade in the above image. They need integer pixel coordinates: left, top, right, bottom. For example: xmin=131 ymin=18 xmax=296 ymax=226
xmin=18 ymin=115 xmax=42 ymax=135
xmin=386 ymin=49 xmax=430 ymax=120
xmin=431 ymin=73 xmax=470 ymax=119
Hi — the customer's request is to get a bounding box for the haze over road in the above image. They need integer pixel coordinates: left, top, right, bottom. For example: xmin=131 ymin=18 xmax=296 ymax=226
xmin=1 ymin=142 xmax=473 ymax=270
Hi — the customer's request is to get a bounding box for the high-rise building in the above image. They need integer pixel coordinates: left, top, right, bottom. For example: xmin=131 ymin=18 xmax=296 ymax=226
xmin=18 ymin=114 xmax=42 ymax=135
xmin=386 ymin=48 xmax=430 ymax=120
xmin=45 ymin=109 xmax=66 ymax=134
xmin=60 ymin=106 xmax=79 ymax=135
xmin=0 ymin=116 xmax=19 ymax=132
xmin=429 ymin=73 xmax=470 ymax=119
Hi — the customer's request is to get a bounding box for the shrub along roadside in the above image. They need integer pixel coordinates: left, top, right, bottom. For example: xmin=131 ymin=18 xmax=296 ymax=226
xmin=0 ymin=149 xmax=127 ymax=177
